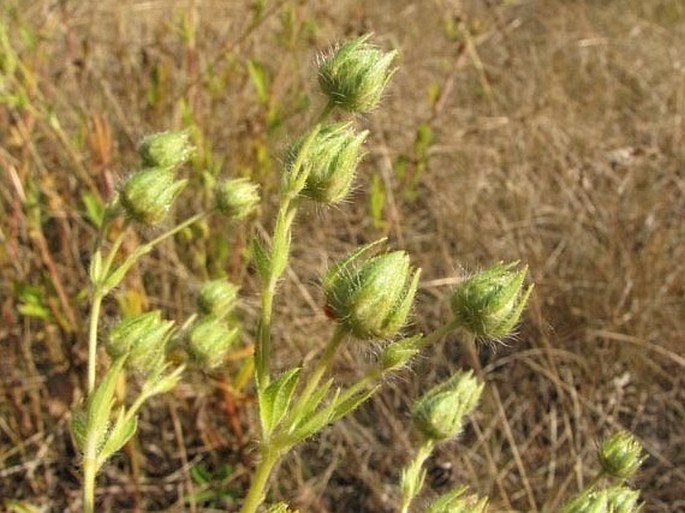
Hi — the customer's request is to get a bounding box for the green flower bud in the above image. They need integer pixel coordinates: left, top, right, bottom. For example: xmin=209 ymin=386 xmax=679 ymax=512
xmin=284 ymin=123 xmax=368 ymax=204
xmin=450 ymin=261 xmax=533 ymax=340
xmin=187 ymin=316 xmax=240 ymax=369
xmin=106 ymin=311 xmax=175 ymax=376
xmin=197 ymin=279 xmax=240 ymax=318
xmin=427 ymin=486 xmax=488 ymax=513
xmin=598 ymin=430 xmax=645 ymax=479
xmin=380 ymin=334 xmax=422 ymax=372
xmin=120 ymin=167 xmax=187 ymax=225
xmin=215 ymin=178 xmax=260 ymax=219
xmin=412 ymin=370 xmax=484 ymax=441
xmin=138 ymin=130 xmax=194 ymax=169
xmin=324 ymin=240 xmax=420 ymax=340
xmin=562 ymin=485 xmax=642 ymax=513
xmin=318 ymin=34 xmax=398 ymax=112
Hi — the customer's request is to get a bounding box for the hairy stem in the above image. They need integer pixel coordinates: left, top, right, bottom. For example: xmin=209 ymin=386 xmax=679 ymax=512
xmin=87 ymin=290 xmax=104 ymax=395
xmin=255 ymin=198 xmax=292 ymax=391
xmin=400 ymin=439 xmax=436 ymax=513
xmin=239 ymin=447 xmax=280 ymax=513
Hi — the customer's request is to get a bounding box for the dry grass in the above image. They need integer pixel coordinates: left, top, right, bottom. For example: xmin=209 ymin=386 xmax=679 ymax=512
xmin=1 ymin=0 xmax=683 ymax=512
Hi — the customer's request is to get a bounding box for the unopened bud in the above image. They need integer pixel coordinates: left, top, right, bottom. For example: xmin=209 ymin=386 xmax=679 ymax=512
xmin=450 ymin=262 xmax=533 ymax=340
xmin=381 ymin=335 xmax=422 ymax=372
xmin=138 ymin=130 xmax=194 ymax=169
xmin=215 ymin=178 xmax=260 ymax=219
xmin=324 ymin=241 xmax=420 ymax=340
xmin=284 ymin=123 xmax=367 ymax=204
xmin=562 ymin=485 xmax=642 ymax=513
xmin=106 ymin=311 xmax=175 ymax=376
xmin=187 ymin=316 xmax=240 ymax=369
xmin=197 ymin=279 xmax=240 ymax=318
xmin=412 ymin=370 xmax=484 ymax=441
xmin=427 ymin=486 xmax=488 ymax=513
xmin=318 ymin=34 xmax=398 ymax=112
xmin=599 ymin=430 xmax=645 ymax=479
xmin=120 ymin=168 xmax=187 ymax=225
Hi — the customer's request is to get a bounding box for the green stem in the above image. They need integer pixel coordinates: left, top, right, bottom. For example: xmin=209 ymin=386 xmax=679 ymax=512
xmin=82 ymin=430 xmax=100 ymax=513
xmin=255 ymin=199 xmax=292 ymax=390
xmin=417 ymin=318 xmax=461 ymax=351
xmin=142 ymin=211 xmax=209 ymax=249
xmin=400 ymin=439 xmax=436 ymax=513
xmin=87 ymin=291 xmax=104 ymax=394
xmin=239 ymin=447 xmax=280 ymax=513
xmin=285 ymin=326 xmax=347 ymax=427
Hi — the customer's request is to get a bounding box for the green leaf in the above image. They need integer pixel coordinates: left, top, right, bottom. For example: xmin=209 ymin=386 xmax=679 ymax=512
xmin=4 ymin=500 xmax=41 ymax=513
xmin=330 ymin=386 xmax=380 ymax=424
xmin=89 ymin=249 xmax=103 ymax=284
xmin=259 ymin=368 xmax=301 ymax=437
xmin=102 ymin=246 xmax=151 ymax=292
xmin=247 ymin=59 xmax=270 ymax=104
xmin=289 ymin=383 xmax=338 ymax=443
xmin=252 ymin=237 xmax=271 ymax=281
xmin=70 ymin=405 xmax=88 ymax=451
xmin=270 ymin=208 xmax=294 ymax=280
xmin=144 ymin=364 xmax=185 ymax=397
xmin=14 ymin=282 xmax=52 ymax=321
xmin=86 ymin=357 xmax=126 ymax=450
xmin=97 ymin=406 xmax=138 ymax=466
xmin=82 ymin=191 xmax=105 ymax=227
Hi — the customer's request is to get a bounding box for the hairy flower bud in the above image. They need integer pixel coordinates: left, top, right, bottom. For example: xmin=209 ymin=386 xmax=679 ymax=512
xmin=450 ymin=261 xmax=533 ymax=340
xmin=138 ymin=130 xmax=194 ymax=169
xmin=197 ymin=279 xmax=240 ymax=318
xmin=284 ymin=123 xmax=367 ymax=204
xmin=427 ymin=486 xmax=488 ymax=513
xmin=324 ymin=241 xmax=420 ymax=340
xmin=318 ymin=34 xmax=398 ymax=112
xmin=187 ymin=316 xmax=240 ymax=369
xmin=120 ymin=167 xmax=187 ymax=225
xmin=562 ymin=485 xmax=642 ymax=513
xmin=215 ymin=178 xmax=260 ymax=219
xmin=412 ymin=370 xmax=484 ymax=441
xmin=599 ymin=430 xmax=645 ymax=479
xmin=106 ymin=311 xmax=175 ymax=376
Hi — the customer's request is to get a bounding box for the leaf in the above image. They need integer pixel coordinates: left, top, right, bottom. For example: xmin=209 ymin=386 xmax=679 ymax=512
xmin=247 ymin=59 xmax=270 ymax=104
xmin=102 ymin=246 xmax=151 ymax=292
xmin=252 ymin=237 xmax=271 ymax=281
xmin=289 ymin=383 xmax=338 ymax=443
xmin=330 ymin=385 xmax=380 ymax=424
xmin=81 ymin=191 xmax=105 ymax=227
xmin=70 ymin=405 xmax=88 ymax=451
xmin=86 ymin=357 xmax=126 ymax=449
xmin=89 ymin=249 xmax=103 ymax=284
xmin=259 ymin=368 xmax=301 ymax=437
xmin=97 ymin=406 xmax=138 ymax=466
xmin=143 ymin=364 xmax=185 ymax=397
